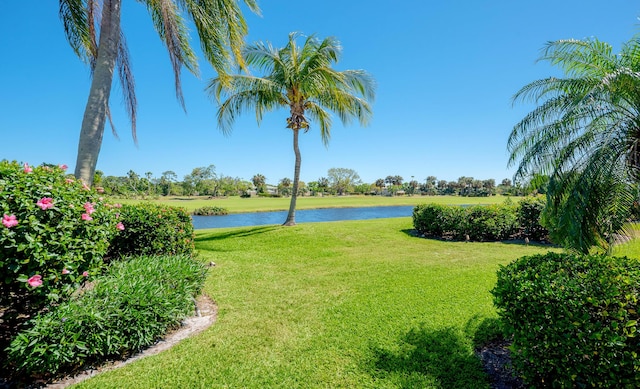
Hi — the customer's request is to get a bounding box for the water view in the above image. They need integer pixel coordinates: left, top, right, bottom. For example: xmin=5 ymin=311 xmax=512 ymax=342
xmin=191 ymin=205 xmax=414 ymax=229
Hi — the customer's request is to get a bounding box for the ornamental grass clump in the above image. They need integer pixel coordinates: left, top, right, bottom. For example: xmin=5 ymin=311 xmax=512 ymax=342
xmin=492 ymin=252 xmax=640 ymax=387
xmin=0 ymin=161 xmax=123 ymax=312
xmin=6 ymin=254 xmax=208 ymax=376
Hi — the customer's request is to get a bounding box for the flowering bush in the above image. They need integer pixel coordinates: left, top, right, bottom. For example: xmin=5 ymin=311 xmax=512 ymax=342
xmin=0 ymin=161 xmax=122 ymax=311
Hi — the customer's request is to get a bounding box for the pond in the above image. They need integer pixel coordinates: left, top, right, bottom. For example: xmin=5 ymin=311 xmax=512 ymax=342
xmin=191 ymin=205 xmax=415 ymax=229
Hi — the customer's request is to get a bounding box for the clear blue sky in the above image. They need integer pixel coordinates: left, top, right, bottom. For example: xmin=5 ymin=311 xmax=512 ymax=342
xmin=1 ymin=1 xmax=639 ymax=185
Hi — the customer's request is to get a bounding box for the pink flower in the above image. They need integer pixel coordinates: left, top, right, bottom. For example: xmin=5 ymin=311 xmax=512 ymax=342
xmin=83 ymin=202 xmax=95 ymax=214
xmin=59 ymin=164 xmax=68 ymax=171
xmin=114 ymin=203 xmax=122 ymax=208
xmin=82 ymin=182 xmax=90 ymax=191
xmin=27 ymin=275 xmax=42 ymax=288
xmin=23 ymin=163 xmax=33 ymax=173
xmin=65 ymin=178 xmax=75 ymax=184
xmin=96 ymin=187 xmax=105 ymax=194
xmin=116 ymin=222 xmax=125 ymax=231
xmin=62 ymin=268 xmax=70 ymax=275
xmin=82 ymin=271 xmax=89 ymax=277
xmin=36 ymin=197 xmax=54 ymax=210
xmin=81 ymin=213 xmax=93 ymax=221
xmin=2 ymin=214 xmax=18 ymax=228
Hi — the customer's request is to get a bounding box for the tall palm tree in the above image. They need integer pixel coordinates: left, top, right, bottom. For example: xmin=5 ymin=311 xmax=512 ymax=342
xmin=59 ymin=0 xmax=259 ymax=185
xmin=252 ymin=173 xmax=266 ymax=192
xmin=508 ymin=36 xmax=640 ymax=253
xmin=208 ymin=32 xmax=375 ymax=225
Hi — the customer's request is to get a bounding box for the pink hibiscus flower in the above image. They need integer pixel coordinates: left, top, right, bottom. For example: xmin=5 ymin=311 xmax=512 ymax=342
xmin=2 ymin=214 xmax=18 ymax=228
xmin=36 ymin=197 xmax=54 ymax=210
xmin=27 ymin=275 xmax=42 ymax=288
xmin=81 ymin=213 xmax=93 ymax=221
xmin=116 ymin=222 xmax=125 ymax=231
xmin=83 ymin=202 xmax=95 ymax=214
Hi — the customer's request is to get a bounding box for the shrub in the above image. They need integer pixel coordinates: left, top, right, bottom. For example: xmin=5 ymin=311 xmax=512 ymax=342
xmin=412 ymin=203 xmax=466 ymax=239
xmin=492 ymin=252 xmax=640 ymax=387
xmin=106 ymin=203 xmax=195 ymax=259
xmin=412 ymin=197 xmax=547 ymax=242
xmin=517 ymin=196 xmax=549 ymax=241
xmin=192 ymin=206 xmax=228 ymax=216
xmin=0 ymin=161 xmax=120 ymax=310
xmin=6 ymin=254 xmax=208 ymax=376
xmin=466 ymin=204 xmax=518 ymax=241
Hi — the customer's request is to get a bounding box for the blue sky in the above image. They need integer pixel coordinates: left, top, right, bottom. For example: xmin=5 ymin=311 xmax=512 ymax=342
xmin=1 ymin=1 xmax=640 ymax=185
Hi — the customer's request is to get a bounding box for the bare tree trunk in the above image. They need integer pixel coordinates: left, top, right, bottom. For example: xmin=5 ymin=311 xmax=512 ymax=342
xmin=74 ymin=0 xmax=121 ymax=185
xmin=283 ymin=129 xmax=301 ymax=226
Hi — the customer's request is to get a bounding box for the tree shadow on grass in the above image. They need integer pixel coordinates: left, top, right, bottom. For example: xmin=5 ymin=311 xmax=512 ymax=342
xmin=369 ymin=324 xmax=489 ymax=389
xmin=195 ymin=226 xmax=279 ymax=243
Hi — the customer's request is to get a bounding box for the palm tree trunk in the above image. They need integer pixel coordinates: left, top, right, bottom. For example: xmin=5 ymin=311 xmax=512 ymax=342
xmin=283 ymin=129 xmax=301 ymax=226
xmin=73 ymin=0 xmax=121 ymax=185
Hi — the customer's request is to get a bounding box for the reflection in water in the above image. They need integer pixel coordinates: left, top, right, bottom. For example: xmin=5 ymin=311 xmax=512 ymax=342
xmin=191 ymin=205 xmax=415 ymax=229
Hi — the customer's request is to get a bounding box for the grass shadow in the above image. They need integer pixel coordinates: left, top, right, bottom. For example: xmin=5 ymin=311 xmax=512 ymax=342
xmin=370 ymin=324 xmax=489 ymax=388
xmin=195 ymin=225 xmax=280 ymax=243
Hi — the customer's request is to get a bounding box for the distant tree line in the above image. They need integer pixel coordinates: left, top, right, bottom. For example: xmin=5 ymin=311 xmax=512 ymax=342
xmin=94 ymin=165 xmax=540 ymax=198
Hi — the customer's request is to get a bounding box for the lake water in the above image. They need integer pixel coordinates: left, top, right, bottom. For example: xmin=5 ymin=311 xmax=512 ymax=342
xmin=191 ymin=205 xmax=415 ymax=229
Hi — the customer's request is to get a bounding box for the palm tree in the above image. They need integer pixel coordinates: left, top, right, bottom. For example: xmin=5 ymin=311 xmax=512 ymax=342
xmin=208 ymin=32 xmax=375 ymax=225
xmin=59 ymin=0 xmax=259 ymax=185
xmin=508 ymin=36 xmax=640 ymax=253
xmin=252 ymin=173 xmax=266 ymax=193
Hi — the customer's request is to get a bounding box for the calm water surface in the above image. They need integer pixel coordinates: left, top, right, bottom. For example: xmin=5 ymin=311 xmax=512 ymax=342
xmin=191 ymin=205 xmax=414 ymax=229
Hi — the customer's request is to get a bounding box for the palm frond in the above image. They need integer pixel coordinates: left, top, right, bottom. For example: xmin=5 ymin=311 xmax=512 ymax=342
xmin=116 ymin=32 xmax=137 ymax=143
xmin=59 ymin=0 xmax=93 ymax=63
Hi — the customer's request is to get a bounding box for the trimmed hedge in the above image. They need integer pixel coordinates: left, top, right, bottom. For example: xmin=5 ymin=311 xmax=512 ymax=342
xmin=412 ymin=196 xmax=548 ymax=242
xmin=492 ymin=252 xmax=640 ymax=387
xmin=192 ymin=206 xmax=228 ymax=216
xmin=107 ymin=203 xmax=195 ymax=259
xmin=6 ymin=255 xmax=208 ymax=376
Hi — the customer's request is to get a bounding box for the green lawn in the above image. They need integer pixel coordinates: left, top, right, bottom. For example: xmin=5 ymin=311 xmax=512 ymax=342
xmin=115 ymin=194 xmax=518 ymax=214
xmin=75 ymin=217 xmax=556 ymax=388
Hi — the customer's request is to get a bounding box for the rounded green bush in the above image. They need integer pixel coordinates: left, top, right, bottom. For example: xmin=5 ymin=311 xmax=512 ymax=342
xmin=106 ymin=202 xmax=195 ymax=258
xmin=466 ymin=204 xmax=518 ymax=241
xmin=492 ymin=252 xmax=640 ymax=387
xmin=0 ymin=161 xmax=121 ymax=309
xmin=412 ymin=203 xmax=466 ymax=239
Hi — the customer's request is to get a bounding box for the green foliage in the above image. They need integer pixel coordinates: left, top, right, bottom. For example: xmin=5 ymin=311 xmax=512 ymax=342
xmin=509 ymin=37 xmax=640 ymax=253
xmin=466 ymin=204 xmax=518 ymax=241
xmin=517 ymin=196 xmax=549 ymax=241
xmin=492 ymin=252 xmax=640 ymax=387
xmin=192 ymin=206 xmax=229 ymax=216
xmin=107 ymin=203 xmax=195 ymax=259
xmin=0 ymin=161 xmax=120 ymax=310
xmin=412 ymin=203 xmax=466 ymax=239
xmin=412 ymin=197 xmax=543 ymax=242
xmin=6 ymin=255 xmax=207 ymax=376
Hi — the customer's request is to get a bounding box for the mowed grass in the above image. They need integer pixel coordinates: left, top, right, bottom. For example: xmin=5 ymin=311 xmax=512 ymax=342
xmin=75 ymin=217 xmax=555 ymax=388
xmin=116 ymin=194 xmax=518 ymax=214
